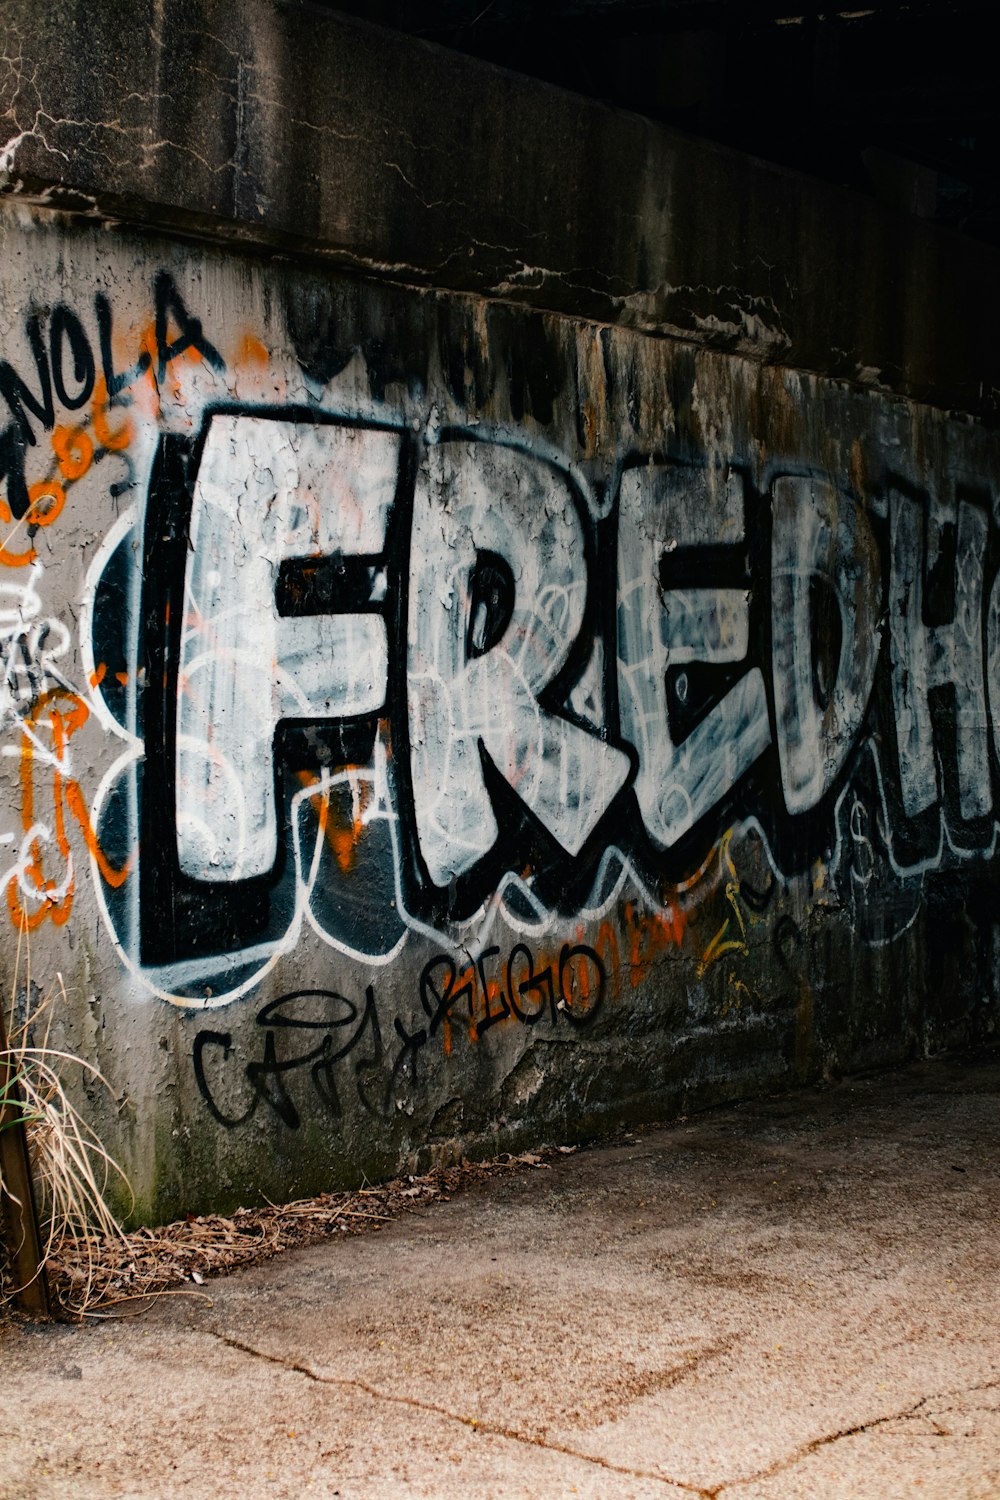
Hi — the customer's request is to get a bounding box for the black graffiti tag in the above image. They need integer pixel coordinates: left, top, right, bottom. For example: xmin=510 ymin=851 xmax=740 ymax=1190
xmin=193 ymin=986 xmax=382 ymax=1129
xmin=0 ymin=271 xmax=224 ymax=515
xmin=193 ymin=940 xmax=607 ymax=1127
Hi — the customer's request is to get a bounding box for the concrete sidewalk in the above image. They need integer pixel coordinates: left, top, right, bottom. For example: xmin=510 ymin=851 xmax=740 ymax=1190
xmin=2 ymin=1054 xmax=999 ymax=1500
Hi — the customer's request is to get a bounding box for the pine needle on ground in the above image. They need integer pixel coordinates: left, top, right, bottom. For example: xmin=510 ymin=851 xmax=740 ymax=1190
xmin=42 ymin=1147 xmax=577 ymax=1319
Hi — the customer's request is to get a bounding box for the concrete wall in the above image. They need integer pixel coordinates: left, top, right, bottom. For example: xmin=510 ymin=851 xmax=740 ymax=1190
xmin=2 ymin=1 xmax=999 ymax=1221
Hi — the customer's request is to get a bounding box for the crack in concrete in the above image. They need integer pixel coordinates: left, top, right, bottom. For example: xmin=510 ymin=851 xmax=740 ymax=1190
xmin=708 ymin=1379 xmax=1000 ymax=1496
xmin=0 ymin=101 xmax=237 ymax=181
xmin=383 ymin=159 xmax=470 ymax=215
xmin=210 ymin=1329 xmax=716 ymax=1496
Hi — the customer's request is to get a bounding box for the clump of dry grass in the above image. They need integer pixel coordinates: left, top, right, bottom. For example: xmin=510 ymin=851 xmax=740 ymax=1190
xmin=1 ymin=926 xmax=132 ymax=1318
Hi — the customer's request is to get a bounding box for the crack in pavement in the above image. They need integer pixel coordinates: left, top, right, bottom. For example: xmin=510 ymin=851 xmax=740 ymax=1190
xmin=210 ymin=1330 xmax=716 ymax=1496
xmin=707 ymin=1379 xmax=1000 ymax=1496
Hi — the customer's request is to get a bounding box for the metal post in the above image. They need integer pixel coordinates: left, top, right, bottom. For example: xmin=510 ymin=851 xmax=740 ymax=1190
xmin=0 ymin=1000 xmax=51 ymax=1317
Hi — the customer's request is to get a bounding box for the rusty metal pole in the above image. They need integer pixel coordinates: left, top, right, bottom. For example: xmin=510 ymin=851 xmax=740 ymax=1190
xmin=0 ymin=1000 xmax=51 ymax=1317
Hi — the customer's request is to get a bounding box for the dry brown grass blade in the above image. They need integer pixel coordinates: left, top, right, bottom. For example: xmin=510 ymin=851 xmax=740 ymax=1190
xmin=2 ymin=945 xmax=134 ymax=1318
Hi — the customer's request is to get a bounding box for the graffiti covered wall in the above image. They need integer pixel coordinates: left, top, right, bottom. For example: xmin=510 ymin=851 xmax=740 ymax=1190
xmin=1 ymin=205 xmax=998 ymax=1218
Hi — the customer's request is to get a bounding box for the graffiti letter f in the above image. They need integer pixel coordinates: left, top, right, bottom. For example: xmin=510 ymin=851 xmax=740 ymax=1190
xmin=175 ymin=414 xmax=400 ymax=881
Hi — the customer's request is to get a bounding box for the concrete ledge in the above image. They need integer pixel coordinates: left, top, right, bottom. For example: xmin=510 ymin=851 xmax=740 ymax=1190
xmin=2 ymin=0 xmax=999 ymax=419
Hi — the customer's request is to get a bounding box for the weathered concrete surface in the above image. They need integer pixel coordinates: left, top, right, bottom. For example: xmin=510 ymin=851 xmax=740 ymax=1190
xmin=2 ymin=205 xmax=999 ymax=1224
xmin=3 ymin=1053 xmax=998 ymax=1498
xmin=2 ymin=0 xmax=1000 ymax=419
xmin=3 ymin=9 xmax=1000 ymax=1226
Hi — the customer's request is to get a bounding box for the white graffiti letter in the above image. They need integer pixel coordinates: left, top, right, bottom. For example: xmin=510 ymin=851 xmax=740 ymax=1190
xmin=407 ymin=439 xmax=630 ymax=888
xmin=986 ymin=568 xmax=1000 ymax=776
xmin=771 ymin=476 xmax=883 ymax=814
xmin=176 ymin=415 xmax=399 ymax=880
xmin=616 ymin=464 xmax=770 ymax=848
xmin=889 ymin=492 xmax=990 ymax=821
